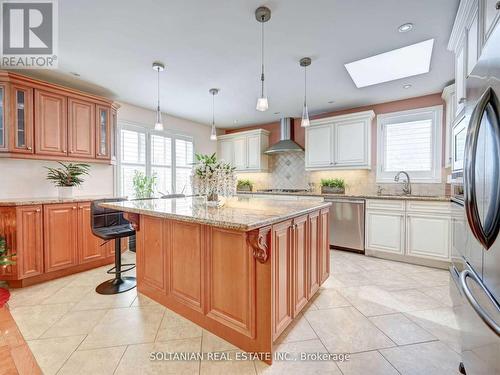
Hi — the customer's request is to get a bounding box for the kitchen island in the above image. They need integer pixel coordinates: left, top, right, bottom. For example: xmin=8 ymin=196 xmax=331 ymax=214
xmin=100 ymin=196 xmax=331 ymax=363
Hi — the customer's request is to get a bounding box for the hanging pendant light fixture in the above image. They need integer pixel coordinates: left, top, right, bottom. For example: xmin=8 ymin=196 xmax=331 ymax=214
xmin=300 ymin=57 xmax=311 ymax=127
xmin=152 ymin=61 xmax=165 ymax=131
xmin=209 ymin=88 xmax=219 ymax=141
xmin=255 ymin=6 xmax=271 ymax=112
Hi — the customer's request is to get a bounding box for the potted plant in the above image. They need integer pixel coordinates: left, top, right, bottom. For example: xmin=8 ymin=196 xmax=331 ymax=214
xmin=0 ymin=237 xmax=15 ymax=308
xmin=321 ymin=178 xmax=346 ymax=194
xmin=132 ymin=171 xmax=157 ymax=199
xmin=237 ymin=179 xmax=253 ymax=192
xmin=191 ymin=153 xmax=236 ymax=207
xmin=45 ymin=162 xmax=90 ymax=198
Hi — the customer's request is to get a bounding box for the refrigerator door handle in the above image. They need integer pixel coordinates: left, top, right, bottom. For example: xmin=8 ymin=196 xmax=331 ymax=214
xmin=463 ymin=86 xmax=500 ymax=249
xmin=460 ymin=269 xmax=500 ymax=336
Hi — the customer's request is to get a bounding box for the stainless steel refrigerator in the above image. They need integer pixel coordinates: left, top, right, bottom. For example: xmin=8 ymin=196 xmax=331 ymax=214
xmin=450 ymin=22 xmax=500 ymax=375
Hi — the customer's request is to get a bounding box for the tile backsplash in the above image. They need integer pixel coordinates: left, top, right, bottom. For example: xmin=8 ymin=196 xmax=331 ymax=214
xmin=236 ymin=151 xmax=449 ymax=196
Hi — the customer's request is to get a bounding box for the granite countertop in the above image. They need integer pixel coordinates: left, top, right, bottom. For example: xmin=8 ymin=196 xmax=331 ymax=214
xmin=0 ymin=195 xmax=126 ymax=206
xmin=99 ymin=196 xmax=331 ymax=231
xmin=237 ymin=191 xmax=451 ymax=202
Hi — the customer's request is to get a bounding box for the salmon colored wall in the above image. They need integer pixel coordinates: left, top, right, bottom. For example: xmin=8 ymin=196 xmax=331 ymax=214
xmin=224 ymin=93 xmax=445 ymax=167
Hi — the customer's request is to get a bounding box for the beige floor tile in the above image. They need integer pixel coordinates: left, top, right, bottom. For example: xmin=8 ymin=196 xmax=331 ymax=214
xmin=79 ymin=306 xmax=164 ymax=350
xmin=311 ymin=288 xmax=351 ymax=309
xmin=407 ymin=269 xmax=452 ymax=287
xmin=27 ymin=335 xmax=85 ymax=375
xmin=71 ymin=287 xmax=137 ymax=311
xmin=58 ymin=346 xmax=126 ymax=375
xmin=405 ymin=305 xmax=498 ymax=353
xmin=10 ymin=303 xmax=74 ymax=340
xmin=305 ymin=307 xmax=395 ymax=353
xmin=420 ymin=285 xmax=463 ymax=307
xmin=201 ymin=330 xmax=238 ymax=352
xmin=333 ymin=272 xmax=374 ymax=287
xmin=369 ymin=313 xmax=436 ymax=345
xmin=275 ymin=313 xmax=317 ymax=344
xmin=131 ymin=293 xmax=163 ymax=307
xmin=41 ymin=309 xmax=108 ymax=338
xmin=156 ymin=309 xmax=203 ymax=342
xmin=319 ymin=275 xmax=346 ymax=290
xmin=114 ymin=337 xmax=201 ymax=375
xmin=255 ymin=339 xmax=342 ymax=374
xmin=336 ymin=350 xmax=399 ymax=375
xmin=380 ymin=341 xmax=463 ymax=374
xmin=200 ymin=351 xmax=256 ymax=375
xmin=40 ymin=285 xmax=95 ymax=305
xmin=7 ymin=279 xmax=67 ymax=308
xmin=388 ymin=289 xmax=443 ymax=312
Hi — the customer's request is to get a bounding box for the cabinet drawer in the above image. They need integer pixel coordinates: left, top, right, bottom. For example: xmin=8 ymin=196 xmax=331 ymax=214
xmin=406 ymin=201 xmax=451 ymax=214
xmin=365 ymin=199 xmax=405 ymax=211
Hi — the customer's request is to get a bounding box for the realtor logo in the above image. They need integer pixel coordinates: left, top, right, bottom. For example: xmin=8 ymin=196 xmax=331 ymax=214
xmin=0 ymin=0 xmax=58 ymax=68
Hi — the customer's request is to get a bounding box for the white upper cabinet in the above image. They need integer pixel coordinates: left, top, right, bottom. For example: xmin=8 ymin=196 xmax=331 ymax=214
xmin=217 ymin=129 xmax=269 ymax=172
xmin=482 ymin=0 xmax=500 ymax=46
xmin=305 ymin=110 xmax=374 ymax=171
xmin=442 ymin=84 xmax=456 ymax=168
xmin=305 ymin=124 xmax=332 ymax=167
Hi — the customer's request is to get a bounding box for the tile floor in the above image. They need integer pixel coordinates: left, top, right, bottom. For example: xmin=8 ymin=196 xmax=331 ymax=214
xmin=7 ymin=250 xmax=467 ymax=374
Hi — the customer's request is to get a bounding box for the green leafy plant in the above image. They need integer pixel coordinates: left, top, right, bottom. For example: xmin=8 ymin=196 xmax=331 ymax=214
xmin=132 ymin=171 xmax=157 ymax=199
xmin=0 ymin=237 xmax=15 ymax=267
xmin=321 ymin=178 xmax=345 ymax=189
xmin=237 ymin=179 xmax=253 ymax=190
xmin=45 ymin=162 xmax=90 ymax=187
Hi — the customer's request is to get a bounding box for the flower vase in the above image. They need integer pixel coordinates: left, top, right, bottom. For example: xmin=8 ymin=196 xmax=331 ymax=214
xmin=206 ymin=192 xmax=224 ymax=207
xmin=58 ymin=186 xmax=73 ymax=199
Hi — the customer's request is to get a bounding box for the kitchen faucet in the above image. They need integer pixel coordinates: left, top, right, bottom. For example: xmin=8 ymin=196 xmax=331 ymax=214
xmin=394 ymin=171 xmax=411 ymax=195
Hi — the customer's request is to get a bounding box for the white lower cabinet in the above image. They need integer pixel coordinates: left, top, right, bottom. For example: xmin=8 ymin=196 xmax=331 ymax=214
xmin=365 ymin=199 xmax=451 ymax=264
xmin=406 ymin=214 xmax=451 ymax=260
xmin=366 ymin=210 xmax=405 ymax=255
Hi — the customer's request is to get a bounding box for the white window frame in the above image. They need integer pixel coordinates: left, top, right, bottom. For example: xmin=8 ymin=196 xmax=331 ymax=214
xmin=117 ymin=120 xmax=195 ymax=197
xmin=376 ymin=105 xmax=443 ymax=183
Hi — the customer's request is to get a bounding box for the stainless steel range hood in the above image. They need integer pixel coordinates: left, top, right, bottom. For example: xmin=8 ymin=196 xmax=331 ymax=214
xmin=264 ymin=117 xmax=304 ymax=154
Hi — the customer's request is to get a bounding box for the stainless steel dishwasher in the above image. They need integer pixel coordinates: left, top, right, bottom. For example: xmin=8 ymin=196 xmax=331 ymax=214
xmin=325 ymin=198 xmax=365 ymax=253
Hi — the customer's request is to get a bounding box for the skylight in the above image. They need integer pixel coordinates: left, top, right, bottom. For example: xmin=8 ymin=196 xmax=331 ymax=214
xmin=344 ymin=39 xmax=434 ymax=88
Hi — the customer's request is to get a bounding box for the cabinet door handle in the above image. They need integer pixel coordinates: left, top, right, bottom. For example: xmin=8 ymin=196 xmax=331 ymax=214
xmin=496 ymin=1 xmax=500 ymax=10
xmin=26 ymin=146 xmax=32 ymax=150
xmin=35 ymin=209 xmax=41 ymax=212
xmin=459 ymin=97 xmax=466 ymax=104
xmin=72 ymin=206 xmax=77 ymax=209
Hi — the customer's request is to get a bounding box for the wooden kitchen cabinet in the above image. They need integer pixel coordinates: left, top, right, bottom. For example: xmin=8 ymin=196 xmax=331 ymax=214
xmin=319 ymin=208 xmax=330 ymax=283
xmin=0 ymin=71 xmax=116 ymax=163
xmin=0 ymin=84 xmax=6 ymax=151
xmin=35 ymin=89 xmax=68 ymax=156
xmin=43 ymin=203 xmax=79 ymax=273
xmin=307 ymin=210 xmax=321 ymax=298
xmin=68 ymin=97 xmax=95 ymax=158
xmin=10 ymin=83 xmax=34 ymax=154
xmin=77 ymin=202 xmax=106 ymax=263
xmin=95 ymin=105 xmax=111 ymax=159
xmin=292 ymin=214 xmax=308 ymax=316
xmin=271 ymin=219 xmax=293 ymax=340
xmin=16 ymin=205 xmax=44 ymax=278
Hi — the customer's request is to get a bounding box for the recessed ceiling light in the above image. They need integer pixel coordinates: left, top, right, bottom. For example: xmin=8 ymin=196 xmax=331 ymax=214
xmin=70 ymin=72 xmax=80 ymax=77
xmin=328 ymin=100 xmax=335 ymax=104
xmin=344 ymin=39 xmax=434 ymax=88
xmin=274 ymin=111 xmax=281 ymax=115
xmin=403 ymin=84 xmax=412 ymax=89
xmin=233 ymin=120 xmax=239 ymax=124
xmin=398 ymin=23 xmax=414 ymax=33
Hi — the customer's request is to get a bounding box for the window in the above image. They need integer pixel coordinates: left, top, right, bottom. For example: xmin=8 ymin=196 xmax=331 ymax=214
xmin=118 ymin=124 xmax=194 ymax=197
xmin=377 ymin=106 xmax=443 ymax=183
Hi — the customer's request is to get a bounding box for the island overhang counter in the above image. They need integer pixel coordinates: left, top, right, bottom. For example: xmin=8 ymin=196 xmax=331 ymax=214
xmin=100 ymin=196 xmax=331 ymax=364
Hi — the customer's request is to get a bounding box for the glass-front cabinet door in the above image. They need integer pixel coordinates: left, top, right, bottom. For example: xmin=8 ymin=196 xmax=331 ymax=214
xmin=0 ymin=85 xmax=6 ymax=151
xmin=11 ymin=84 xmax=34 ymax=153
xmin=111 ymin=108 xmax=117 ymax=161
xmin=96 ymin=105 xmax=111 ymax=159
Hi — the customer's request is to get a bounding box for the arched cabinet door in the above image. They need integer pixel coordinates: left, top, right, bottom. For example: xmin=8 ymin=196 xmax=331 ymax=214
xmin=464 ymin=87 xmax=500 ymax=250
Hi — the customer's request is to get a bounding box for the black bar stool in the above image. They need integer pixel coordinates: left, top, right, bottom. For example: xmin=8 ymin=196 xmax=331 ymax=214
xmin=91 ymin=198 xmax=136 ymax=295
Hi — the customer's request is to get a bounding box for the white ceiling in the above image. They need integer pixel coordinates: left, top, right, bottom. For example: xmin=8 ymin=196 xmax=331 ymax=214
xmin=17 ymin=0 xmax=459 ymax=128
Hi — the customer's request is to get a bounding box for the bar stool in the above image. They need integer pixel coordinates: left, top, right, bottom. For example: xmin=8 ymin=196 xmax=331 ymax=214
xmin=91 ymin=198 xmax=136 ymax=295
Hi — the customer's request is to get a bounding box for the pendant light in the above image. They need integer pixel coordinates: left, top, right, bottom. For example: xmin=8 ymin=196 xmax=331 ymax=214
xmin=255 ymin=6 xmax=271 ymax=112
xmin=300 ymin=57 xmax=311 ymax=127
xmin=152 ymin=61 xmax=165 ymax=131
xmin=209 ymin=88 xmax=219 ymax=141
